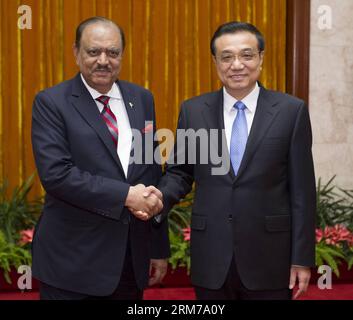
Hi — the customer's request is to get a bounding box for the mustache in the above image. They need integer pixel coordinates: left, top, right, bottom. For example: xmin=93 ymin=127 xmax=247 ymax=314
xmin=94 ymin=67 xmax=111 ymax=72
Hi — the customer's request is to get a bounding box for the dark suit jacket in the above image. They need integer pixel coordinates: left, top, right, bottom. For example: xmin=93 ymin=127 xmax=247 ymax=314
xmin=159 ymin=85 xmax=316 ymax=290
xmin=31 ymin=73 xmax=170 ymax=296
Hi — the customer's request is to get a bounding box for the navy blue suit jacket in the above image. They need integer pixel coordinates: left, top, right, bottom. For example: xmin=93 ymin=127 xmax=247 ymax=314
xmin=159 ymin=86 xmax=316 ymax=290
xmin=31 ymin=73 xmax=169 ymax=296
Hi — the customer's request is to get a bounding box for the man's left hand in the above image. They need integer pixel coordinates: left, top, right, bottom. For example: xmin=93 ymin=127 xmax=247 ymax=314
xmin=289 ymin=265 xmax=311 ymax=299
xmin=149 ymin=259 xmax=168 ymax=286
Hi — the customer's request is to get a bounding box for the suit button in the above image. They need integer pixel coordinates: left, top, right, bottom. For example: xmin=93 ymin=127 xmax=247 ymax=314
xmin=228 ymin=214 xmax=233 ymax=222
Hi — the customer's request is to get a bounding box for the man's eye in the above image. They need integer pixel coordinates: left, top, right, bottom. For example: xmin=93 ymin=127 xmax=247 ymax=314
xmin=221 ymin=56 xmax=233 ymax=62
xmin=88 ymin=50 xmax=98 ymax=56
xmin=108 ymin=51 xmax=120 ymax=58
xmin=242 ymin=54 xmax=254 ymax=60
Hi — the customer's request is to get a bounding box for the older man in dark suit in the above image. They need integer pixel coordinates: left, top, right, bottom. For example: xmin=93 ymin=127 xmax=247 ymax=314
xmin=155 ymin=21 xmax=316 ymax=300
xmin=31 ymin=16 xmax=169 ymax=300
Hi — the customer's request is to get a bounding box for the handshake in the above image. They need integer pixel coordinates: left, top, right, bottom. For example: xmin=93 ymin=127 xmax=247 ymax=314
xmin=125 ymin=184 xmax=163 ymax=221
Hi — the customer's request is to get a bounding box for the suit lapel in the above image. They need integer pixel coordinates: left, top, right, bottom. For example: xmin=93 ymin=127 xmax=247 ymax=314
xmin=202 ymin=90 xmax=234 ymax=181
xmin=118 ymin=80 xmax=143 ymax=136
xmin=233 ymin=87 xmax=281 ymax=183
xmin=202 ymin=90 xmax=223 ymax=130
xmin=69 ymin=74 xmax=125 ymax=176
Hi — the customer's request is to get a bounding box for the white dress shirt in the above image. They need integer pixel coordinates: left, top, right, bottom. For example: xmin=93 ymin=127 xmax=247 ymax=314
xmin=80 ymin=74 xmax=132 ymax=177
xmin=223 ymin=83 xmax=260 ymax=152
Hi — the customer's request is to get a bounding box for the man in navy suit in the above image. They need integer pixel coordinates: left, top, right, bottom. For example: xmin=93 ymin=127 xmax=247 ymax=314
xmin=155 ymin=21 xmax=316 ymax=300
xmin=31 ymin=16 xmax=169 ymax=300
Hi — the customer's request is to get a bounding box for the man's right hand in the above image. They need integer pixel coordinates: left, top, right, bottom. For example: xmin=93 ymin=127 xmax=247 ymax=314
xmin=125 ymin=184 xmax=163 ymax=221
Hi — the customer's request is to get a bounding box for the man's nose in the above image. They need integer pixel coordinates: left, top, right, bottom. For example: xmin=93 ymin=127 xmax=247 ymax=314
xmin=230 ymin=56 xmax=244 ymax=70
xmin=97 ymin=52 xmax=109 ymax=65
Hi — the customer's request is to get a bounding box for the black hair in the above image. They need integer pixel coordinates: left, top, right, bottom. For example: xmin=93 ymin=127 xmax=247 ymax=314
xmin=75 ymin=16 xmax=125 ymax=50
xmin=210 ymin=21 xmax=265 ymax=56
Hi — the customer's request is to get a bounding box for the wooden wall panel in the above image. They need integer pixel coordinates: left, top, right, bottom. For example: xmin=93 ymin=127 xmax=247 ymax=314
xmin=0 ymin=0 xmax=287 ymax=198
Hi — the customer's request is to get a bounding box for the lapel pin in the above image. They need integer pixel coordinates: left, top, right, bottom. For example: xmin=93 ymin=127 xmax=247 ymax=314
xmin=129 ymin=102 xmax=134 ymax=108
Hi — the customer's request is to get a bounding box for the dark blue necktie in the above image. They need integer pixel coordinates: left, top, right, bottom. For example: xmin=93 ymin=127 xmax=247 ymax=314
xmin=230 ymin=101 xmax=248 ymax=175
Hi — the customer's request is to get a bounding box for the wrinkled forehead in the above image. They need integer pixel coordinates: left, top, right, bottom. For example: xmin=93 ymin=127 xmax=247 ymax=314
xmin=80 ymin=22 xmax=122 ymax=48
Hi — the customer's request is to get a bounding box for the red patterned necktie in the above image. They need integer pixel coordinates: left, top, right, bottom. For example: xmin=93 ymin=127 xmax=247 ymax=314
xmin=96 ymin=95 xmax=119 ymax=147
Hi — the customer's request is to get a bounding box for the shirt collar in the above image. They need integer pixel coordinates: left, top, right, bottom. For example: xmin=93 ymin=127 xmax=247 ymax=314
xmin=223 ymin=82 xmax=260 ymax=114
xmin=80 ymin=73 xmax=121 ymax=100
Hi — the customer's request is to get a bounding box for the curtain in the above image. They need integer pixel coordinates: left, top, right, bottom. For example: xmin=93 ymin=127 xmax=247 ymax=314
xmin=0 ymin=0 xmax=286 ymax=198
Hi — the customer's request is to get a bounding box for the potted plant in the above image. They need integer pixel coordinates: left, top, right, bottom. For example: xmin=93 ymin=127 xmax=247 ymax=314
xmin=314 ymin=176 xmax=353 ymax=281
xmin=0 ymin=230 xmax=32 ymax=289
xmin=163 ymin=192 xmax=192 ymax=287
xmin=0 ymin=174 xmax=42 ymax=289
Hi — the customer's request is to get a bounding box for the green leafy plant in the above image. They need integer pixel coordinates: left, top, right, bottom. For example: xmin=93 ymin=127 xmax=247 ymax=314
xmin=0 ymin=174 xmax=42 ymax=244
xmin=0 ymin=230 xmax=32 ymax=284
xmin=168 ymin=191 xmax=193 ymax=234
xmin=0 ymin=174 xmax=42 ymax=284
xmin=315 ymin=176 xmax=353 ymax=276
xmin=168 ymin=228 xmax=190 ymax=273
xmin=168 ymin=191 xmax=192 ymax=273
xmin=315 ymin=242 xmax=345 ymax=275
xmin=316 ymin=176 xmax=353 ymax=230
xmin=315 ymin=226 xmax=353 ymax=276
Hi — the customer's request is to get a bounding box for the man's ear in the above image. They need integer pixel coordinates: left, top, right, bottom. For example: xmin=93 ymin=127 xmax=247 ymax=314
xmin=72 ymin=43 xmax=79 ymax=66
xmin=212 ymin=55 xmax=217 ymax=65
xmin=259 ymin=50 xmax=265 ymax=67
